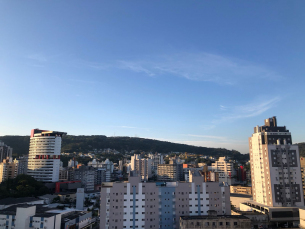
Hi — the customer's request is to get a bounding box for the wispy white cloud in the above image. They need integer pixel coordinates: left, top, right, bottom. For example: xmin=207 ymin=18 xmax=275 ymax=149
xmin=183 ymin=134 xmax=227 ymax=141
xmin=51 ymin=76 xmax=99 ymax=85
xmin=111 ymin=126 xmax=150 ymax=131
xmin=119 ymin=126 xmax=138 ymax=129
xmin=200 ymin=125 xmax=216 ymax=130
xmin=75 ymin=60 xmax=110 ymax=70
xmin=118 ymin=61 xmax=155 ymax=77
xmin=220 ymin=105 xmax=227 ymax=111
xmin=214 ymin=96 xmax=281 ymax=123
xmin=116 ymin=52 xmax=283 ymax=85
xmin=27 ymin=54 xmax=47 ymax=62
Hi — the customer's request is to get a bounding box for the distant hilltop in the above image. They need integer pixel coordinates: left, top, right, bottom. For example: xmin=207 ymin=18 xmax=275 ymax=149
xmin=1 ymin=135 xmax=250 ymax=161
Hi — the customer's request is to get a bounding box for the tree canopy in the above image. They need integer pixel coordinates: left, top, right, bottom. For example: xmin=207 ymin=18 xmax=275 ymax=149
xmin=0 ymin=174 xmax=49 ymax=199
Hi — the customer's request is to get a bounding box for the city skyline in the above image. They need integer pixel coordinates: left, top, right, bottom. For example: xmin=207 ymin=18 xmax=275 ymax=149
xmin=1 ymin=1 xmax=305 ymax=154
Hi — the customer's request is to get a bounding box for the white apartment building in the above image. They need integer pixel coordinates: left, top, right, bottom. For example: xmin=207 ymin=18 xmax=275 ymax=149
xmin=88 ymin=159 xmax=113 ymax=182
xmin=249 ymin=117 xmax=304 ymax=207
xmin=68 ymin=159 xmax=78 ymax=168
xmin=210 ymin=156 xmax=234 ymax=185
xmin=0 ymin=204 xmax=92 ymax=229
xmin=130 ymin=154 xmax=152 ymax=181
xmin=148 ymin=153 xmax=164 ymax=174
xmin=27 ymin=129 xmax=66 ymax=183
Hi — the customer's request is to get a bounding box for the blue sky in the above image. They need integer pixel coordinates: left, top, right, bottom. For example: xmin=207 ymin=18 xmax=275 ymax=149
xmin=1 ymin=1 xmax=305 ymax=154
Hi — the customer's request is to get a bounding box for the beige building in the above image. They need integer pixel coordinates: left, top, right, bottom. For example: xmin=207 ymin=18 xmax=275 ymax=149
xmin=210 ymin=157 xmax=234 ymax=185
xmin=130 ymin=154 xmax=152 ymax=181
xmin=157 ymin=160 xmax=183 ymax=181
xmin=100 ymin=172 xmax=231 ymax=229
xmin=231 ymin=210 xmax=269 ymax=228
xmin=179 ymin=214 xmax=251 ymax=229
xmin=230 ymin=193 xmax=252 ymax=210
xmin=230 ymin=185 xmax=252 ymax=195
xmin=0 ymin=158 xmax=19 ymax=183
xmin=299 ymin=207 xmax=305 ymax=229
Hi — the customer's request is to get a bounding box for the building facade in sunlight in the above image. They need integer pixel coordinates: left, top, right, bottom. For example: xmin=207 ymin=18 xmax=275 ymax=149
xmin=100 ymin=171 xmax=230 ymax=229
xmin=249 ymin=117 xmax=303 ymax=207
xmin=27 ymin=129 xmax=66 ymax=182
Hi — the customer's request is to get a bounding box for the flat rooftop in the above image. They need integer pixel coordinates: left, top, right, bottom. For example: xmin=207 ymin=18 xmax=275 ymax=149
xmin=180 ymin=215 xmax=250 ymax=220
xmin=0 ymin=204 xmax=57 ymax=215
xmin=0 ymin=197 xmax=41 ymax=205
xmin=62 ymin=211 xmax=89 ymax=221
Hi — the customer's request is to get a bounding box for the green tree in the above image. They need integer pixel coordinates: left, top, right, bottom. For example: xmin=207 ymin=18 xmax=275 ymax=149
xmin=0 ymin=174 xmax=49 ymax=199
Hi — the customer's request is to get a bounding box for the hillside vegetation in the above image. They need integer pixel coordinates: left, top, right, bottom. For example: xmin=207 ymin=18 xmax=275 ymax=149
xmin=0 ymin=135 xmax=250 ymax=160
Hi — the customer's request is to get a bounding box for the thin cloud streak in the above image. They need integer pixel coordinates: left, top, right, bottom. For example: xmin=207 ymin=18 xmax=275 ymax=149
xmin=116 ymin=52 xmax=283 ymax=85
xmin=214 ymin=96 xmax=281 ymax=123
xmin=183 ymin=134 xmax=227 ymax=141
xmin=112 ymin=126 xmax=150 ymax=131
xmin=27 ymin=54 xmax=47 ymax=62
xmin=220 ymin=105 xmax=227 ymax=111
xmin=118 ymin=61 xmax=155 ymax=77
xmin=74 ymin=59 xmax=110 ymax=70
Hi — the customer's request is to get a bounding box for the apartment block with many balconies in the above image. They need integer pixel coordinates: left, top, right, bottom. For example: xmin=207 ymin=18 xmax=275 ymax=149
xmin=100 ymin=171 xmax=230 ymax=229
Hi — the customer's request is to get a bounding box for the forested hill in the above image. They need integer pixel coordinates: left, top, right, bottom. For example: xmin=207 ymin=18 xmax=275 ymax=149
xmin=0 ymin=135 xmax=249 ymax=160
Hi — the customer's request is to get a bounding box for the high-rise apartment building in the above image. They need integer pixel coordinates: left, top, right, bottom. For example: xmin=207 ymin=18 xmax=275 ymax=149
xmin=157 ymin=159 xmax=184 ymax=181
xmin=69 ymin=165 xmax=95 ymax=191
xmin=0 ymin=141 xmax=12 ymax=162
xmin=130 ymin=154 xmax=152 ymax=181
xmin=27 ymin=129 xmax=66 ymax=182
xmin=210 ymin=157 xmax=234 ymax=185
xmin=100 ymin=172 xmax=230 ymax=229
xmin=88 ymin=159 xmax=114 ymax=182
xmin=15 ymin=156 xmax=28 ymax=175
xmin=148 ymin=153 xmax=164 ymax=174
xmin=249 ymin=117 xmax=304 ymax=207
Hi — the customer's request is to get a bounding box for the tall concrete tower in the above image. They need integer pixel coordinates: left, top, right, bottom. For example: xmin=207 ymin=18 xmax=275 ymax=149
xmin=249 ymin=117 xmax=304 ymax=207
xmin=76 ymin=188 xmax=85 ymax=210
xmin=27 ymin=129 xmax=66 ymax=182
